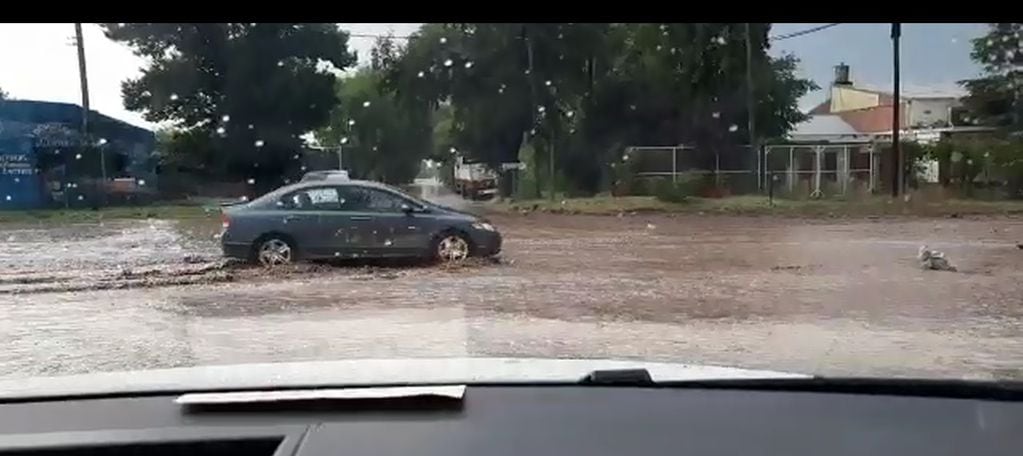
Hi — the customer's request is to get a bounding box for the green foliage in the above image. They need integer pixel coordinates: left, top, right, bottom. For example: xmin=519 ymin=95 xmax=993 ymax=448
xmin=0 ymin=86 xmax=7 ymax=100
xmin=960 ymin=23 xmax=1023 ymax=133
xmin=652 ymin=178 xmax=690 ymax=203
xmin=315 ymin=64 xmax=434 ymax=185
xmin=102 ymin=23 xmax=357 ymax=186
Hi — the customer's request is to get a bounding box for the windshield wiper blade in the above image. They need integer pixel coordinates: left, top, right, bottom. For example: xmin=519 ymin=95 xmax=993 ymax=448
xmin=580 ymin=369 xmax=654 ymax=386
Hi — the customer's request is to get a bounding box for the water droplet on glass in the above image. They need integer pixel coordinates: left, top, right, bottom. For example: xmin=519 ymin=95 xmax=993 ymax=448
xmin=1007 ymin=50 xmax=1016 ymax=59
xmin=362 ymin=100 xmax=371 ymax=108
xmin=529 ymin=128 xmax=537 ymax=135
xmin=169 ymin=93 xmax=179 ymax=101
xmin=443 ymin=59 xmax=453 ymax=67
xmin=569 ymin=128 xmax=576 ymax=134
xmin=4 ymin=195 xmax=10 ymax=201
xmin=449 ymin=146 xmax=457 ymax=154
xmin=498 ymin=87 xmax=505 ymax=94
xmin=729 ymin=124 xmax=739 ymax=132
xmin=75 ymin=153 xmax=82 ymax=160
xmin=372 ymin=146 xmax=378 ymax=151
xmin=417 ymin=71 xmax=425 ymax=78
xmin=277 ymin=60 xmax=284 ymax=67
xmin=712 ymin=112 xmax=721 ymax=119
xmin=622 ymin=154 xmax=630 ymax=162
xmin=348 ymin=119 xmax=356 ymax=126
xmin=284 ymin=178 xmax=291 ymax=184
xmin=300 ymin=165 xmax=307 ymax=171
xmin=464 ymin=61 xmax=474 ymax=69
xmin=240 ymin=195 xmax=249 ymax=201
xmin=138 ymin=179 xmax=146 ymax=186
xmin=221 ymin=114 xmax=230 ymax=122
xmin=254 ymin=139 xmax=265 ymax=147
xmin=341 ymin=137 xmax=349 ymax=144
xmin=97 ymin=138 xmax=108 ymax=145
xmin=656 ymin=45 xmax=663 ymax=51
xmin=384 ymin=239 xmax=393 ymax=246
xmin=293 ymin=154 xmax=300 ymax=160
xmin=253 ymin=162 xmax=260 ymax=168
xmin=566 ymin=111 xmax=575 ymax=118
xmin=216 ymin=126 xmax=226 ymax=135
xmin=715 ymin=36 xmax=726 ymax=45
xmin=537 ymin=106 xmax=546 ymax=113
xmin=545 ymin=80 xmax=552 ymax=86
xmin=77 ymin=195 xmax=84 ymax=201
xmin=13 ymin=177 xmax=19 ymax=183
xmin=247 ymin=178 xmax=256 ymax=185
xmin=247 ymin=124 xmax=254 ymax=130
xmin=524 ymin=69 xmax=531 ymax=75
xmin=439 ymin=37 xmax=448 ymax=44
xmin=334 ymin=251 xmax=341 ymax=257
xmin=660 ymin=24 xmax=668 ymax=31
xmin=629 ymin=104 xmax=637 ymax=111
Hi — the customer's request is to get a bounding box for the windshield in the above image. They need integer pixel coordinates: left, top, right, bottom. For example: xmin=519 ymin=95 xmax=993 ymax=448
xmin=0 ymin=23 xmax=1021 ymax=385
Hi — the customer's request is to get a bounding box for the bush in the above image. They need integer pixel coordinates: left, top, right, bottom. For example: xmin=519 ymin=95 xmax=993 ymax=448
xmin=652 ymin=177 xmax=691 ymax=203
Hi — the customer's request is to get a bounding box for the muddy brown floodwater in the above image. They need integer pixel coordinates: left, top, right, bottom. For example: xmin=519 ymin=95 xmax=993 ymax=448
xmin=2 ymin=209 xmax=1023 ymax=381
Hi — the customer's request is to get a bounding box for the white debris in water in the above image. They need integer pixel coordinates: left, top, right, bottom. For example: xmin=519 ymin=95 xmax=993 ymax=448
xmin=918 ymin=245 xmax=957 ymax=271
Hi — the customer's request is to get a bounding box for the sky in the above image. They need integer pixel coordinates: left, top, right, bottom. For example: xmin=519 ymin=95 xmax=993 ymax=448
xmin=0 ymin=23 xmax=990 ymax=129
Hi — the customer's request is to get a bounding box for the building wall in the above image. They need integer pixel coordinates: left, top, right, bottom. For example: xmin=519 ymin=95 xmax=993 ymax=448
xmin=830 ymin=86 xmax=881 ymax=112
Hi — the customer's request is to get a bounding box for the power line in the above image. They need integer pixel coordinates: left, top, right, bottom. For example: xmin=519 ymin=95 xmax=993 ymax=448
xmin=769 ymin=23 xmax=840 ymax=41
xmin=348 ymin=33 xmax=411 ymax=40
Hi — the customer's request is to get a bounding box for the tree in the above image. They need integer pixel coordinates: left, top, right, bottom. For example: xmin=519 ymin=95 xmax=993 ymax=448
xmin=315 ymin=37 xmax=435 ymax=185
xmin=384 ymin=23 xmax=815 ymax=195
xmin=102 ymin=23 xmax=357 ymax=189
xmin=960 ymin=23 xmax=1023 ymax=132
xmin=0 ymin=87 xmax=7 ymax=100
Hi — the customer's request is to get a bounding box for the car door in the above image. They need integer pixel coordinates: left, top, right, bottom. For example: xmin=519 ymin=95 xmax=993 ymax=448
xmin=276 ymin=186 xmax=342 ymax=257
xmin=326 ymin=185 xmax=430 ymax=257
xmin=317 ymin=184 xmax=377 ymax=258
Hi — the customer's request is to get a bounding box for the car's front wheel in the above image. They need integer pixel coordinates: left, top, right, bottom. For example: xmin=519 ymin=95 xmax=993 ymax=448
xmin=432 ymin=232 xmax=471 ymax=263
xmin=254 ymin=235 xmax=295 ymax=267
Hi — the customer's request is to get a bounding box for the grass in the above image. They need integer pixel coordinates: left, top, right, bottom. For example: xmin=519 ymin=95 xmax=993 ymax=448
xmin=487 ymin=195 xmax=1023 ymax=218
xmin=0 ymin=204 xmax=216 ymax=225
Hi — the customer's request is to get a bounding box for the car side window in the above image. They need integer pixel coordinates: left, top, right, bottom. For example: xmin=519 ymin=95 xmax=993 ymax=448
xmin=280 ymin=187 xmax=341 ymax=210
xmin=340 ymin=186 xmax=410 ymax=213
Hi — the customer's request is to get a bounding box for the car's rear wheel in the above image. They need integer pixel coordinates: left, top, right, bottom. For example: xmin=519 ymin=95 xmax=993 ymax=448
xmin=255 ymin=236 xmax=295 ymax=267
xmin=432 ymin=232 xmax=470 ymax=263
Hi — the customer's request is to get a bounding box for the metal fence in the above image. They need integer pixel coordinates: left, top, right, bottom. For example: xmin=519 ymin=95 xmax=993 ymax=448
xmin=763 ymin=143 xmax=879 ymax=198
xmin=624 ymin=145 xmax=759 ymax=195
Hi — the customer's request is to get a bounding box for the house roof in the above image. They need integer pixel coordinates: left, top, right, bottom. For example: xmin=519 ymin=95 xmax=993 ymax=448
xmin=0 ymin=100 xmax=154 ymax=145
xmin=790 ymin=114 xmax=861 ymax=137
xmin=847 ymin=83 xmax=966 ymax=100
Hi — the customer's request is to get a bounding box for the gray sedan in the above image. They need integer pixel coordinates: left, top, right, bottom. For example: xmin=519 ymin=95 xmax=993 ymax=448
xmin=220 ymin=180 xmax=502 ymax=265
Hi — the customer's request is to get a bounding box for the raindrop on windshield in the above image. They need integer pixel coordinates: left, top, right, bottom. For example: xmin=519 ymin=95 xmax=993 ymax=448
xmin=300 ymin=165 xmax=307 ymax=171
xmin=13 ymin=177 xmax=19 ymax=183
xmin=715 ymin=36 xmax=727 ymax=45
xmin=362 ymin=100 xmax=371 ymax=108
xmin=712 ymin=112 xmax=721 ymax=119
xmin=417 ymin=71 xmax=425 ymax=78
xmin=656 ymin=45 xmax=663 ymax=51
xmin=341 ymin=137 xmax=349 ymax=144
xmin=77 ymin=195 xmax=84 ymax=201
xmin=216 ymin=126 xmax=226 ymax=135
xmin=247 ymin=124 xmax=254 ymax=130
xmin=566 ymin=111 xmax=575 ymax=118
xmin=247 ymin=178 xmax=256 ymax=185
xmin=439 ymin=37 xmax=448 ymax=44
xmin=629 ymin=104 xmax=637 ymax=111
xmin=537 ymin=106 xmax=546 ymax=113
xmin=75 ymin=153 xmax=82 ymax=160
xmin=277 ymin=60 xmax=284 ymax=67
xmin=449 ymin=146 xmax=457 ymax=153
xmin=545 ymin=80 xmax=552 ymax=86
xmin=524 ymin=69 xmax=531 ymax=75
xmin=464 ymin=61 xmax=474 ymax=69
xmin=240 ymin=195 xmax=249 ymax=201
xmin=444 ymin=59 xmax=453 ymax=67
xmin=348 ymin=119 xmax=356 ymax=126
xmin=293 ymin=154 xmax=300 ymax=160
xmin=97 ymin=138 xmax=108 ymax=145
xmin=221 ymin=114 xmax=230 ymax=122
xmin=169 ymin=93 xmax=179 ymax=101
xmin=138 ymin=179 xmax=146 ymax=186
xmin=729 ymin=124 xmax=739 ymax=132
xmin=254 ymin=139 xmax=265 ymax=147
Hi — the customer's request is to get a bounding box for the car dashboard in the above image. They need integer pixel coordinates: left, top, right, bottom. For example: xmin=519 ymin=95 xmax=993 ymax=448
xmin=1 ymin=385 xmax=1022 ymax=456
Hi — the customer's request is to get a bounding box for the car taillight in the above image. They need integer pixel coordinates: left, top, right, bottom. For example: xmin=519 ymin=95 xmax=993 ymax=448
xmin=221 ymin=212 xmax=230 ymax=230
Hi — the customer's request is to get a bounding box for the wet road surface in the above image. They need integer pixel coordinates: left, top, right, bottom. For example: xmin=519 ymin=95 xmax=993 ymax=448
xmin=2 ymin=199 xmax=1023 ymax=380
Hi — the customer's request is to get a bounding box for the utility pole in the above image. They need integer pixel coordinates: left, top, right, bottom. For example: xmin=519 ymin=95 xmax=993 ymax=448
xmin=891 ymin=23 xmax=902 ymax=198
xmin=523 ymin=26 xmax=542 ymax=199
xmin=745 ymin=23 xmax=759 ymax=191
xmin=75 ymin=23 xmax=106 ymax=206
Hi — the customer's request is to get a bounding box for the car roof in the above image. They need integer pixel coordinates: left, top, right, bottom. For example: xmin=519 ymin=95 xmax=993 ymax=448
xmin=262 ymin=179 xmax=396 ymax=199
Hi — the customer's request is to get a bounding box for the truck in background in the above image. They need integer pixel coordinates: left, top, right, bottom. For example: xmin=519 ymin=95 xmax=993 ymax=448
xmin=452 ymin=156 xmax=499 ymax=200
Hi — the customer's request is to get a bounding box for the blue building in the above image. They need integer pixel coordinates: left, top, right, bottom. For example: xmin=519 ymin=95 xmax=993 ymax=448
xmin=0 ymin=100 xmax=156 ymax=209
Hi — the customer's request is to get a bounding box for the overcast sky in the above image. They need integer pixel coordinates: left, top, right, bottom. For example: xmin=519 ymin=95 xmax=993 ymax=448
xmin=0 ymin=23 xmax=988 ymax=129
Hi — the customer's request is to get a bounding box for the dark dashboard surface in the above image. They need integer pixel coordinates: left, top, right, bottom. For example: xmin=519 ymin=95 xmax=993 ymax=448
xmin=1 ymin=386 xmax=1021 ymax=455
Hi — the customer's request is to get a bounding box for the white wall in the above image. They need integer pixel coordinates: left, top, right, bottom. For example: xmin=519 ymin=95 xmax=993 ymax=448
xmin=907 ymin=98 xmax=956 ymax=128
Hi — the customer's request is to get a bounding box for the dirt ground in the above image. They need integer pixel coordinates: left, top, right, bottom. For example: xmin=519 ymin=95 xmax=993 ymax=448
xmin=2 ymin=208 xmax=1023 ymax=381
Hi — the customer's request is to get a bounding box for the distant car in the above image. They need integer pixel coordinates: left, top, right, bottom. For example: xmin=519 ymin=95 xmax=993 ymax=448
xmin=220 ymin=179 xmax=502 ymax=266
xmin=300 ymin=170 xmax=350 ymax=182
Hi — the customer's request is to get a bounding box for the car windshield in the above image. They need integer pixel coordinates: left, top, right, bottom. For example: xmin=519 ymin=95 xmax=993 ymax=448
xmin=1 ymin=23 xmax=1022 ymax=386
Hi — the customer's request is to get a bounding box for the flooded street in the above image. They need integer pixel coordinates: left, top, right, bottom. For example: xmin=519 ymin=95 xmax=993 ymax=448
xmin=2 ymin=195 xmax=1023 ymax=380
